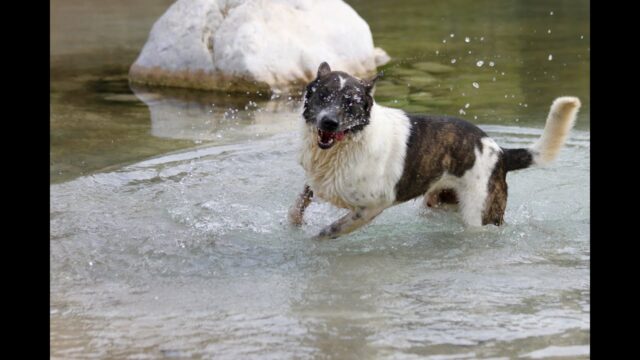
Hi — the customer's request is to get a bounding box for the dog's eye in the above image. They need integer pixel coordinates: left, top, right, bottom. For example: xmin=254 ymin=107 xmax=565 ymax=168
xmin=342 ymin=101 xmax=360 ymax=115
xmin=345 ymin=93 xmax=362 ymax=104
xmin=344 ymin=95 xmax=362 ymax=108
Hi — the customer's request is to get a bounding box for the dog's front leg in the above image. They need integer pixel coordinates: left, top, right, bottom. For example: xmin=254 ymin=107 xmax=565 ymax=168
xmin=313 ymin=206 xmax=385 ymax=240
xmin=288 ymin=184 xmax=313 ymax=226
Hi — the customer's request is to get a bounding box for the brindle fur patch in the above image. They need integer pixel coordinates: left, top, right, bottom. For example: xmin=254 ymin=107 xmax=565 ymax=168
xmin=482 ymin=158 xmax=508 ymax=225
xmin=394 ymin=115 xmax=488 ymax=202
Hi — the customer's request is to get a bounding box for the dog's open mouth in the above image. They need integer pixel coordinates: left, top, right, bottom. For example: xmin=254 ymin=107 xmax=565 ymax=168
xmin=317 ymin=129 xmax=345 ymax=149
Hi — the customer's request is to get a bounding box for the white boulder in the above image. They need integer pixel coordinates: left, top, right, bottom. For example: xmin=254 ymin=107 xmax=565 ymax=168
xmin=129 ymin=0 xmax=389 ymax=92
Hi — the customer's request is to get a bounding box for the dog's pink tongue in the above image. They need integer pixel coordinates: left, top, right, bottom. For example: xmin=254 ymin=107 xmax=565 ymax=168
xmin=335 ymin=131 xmax=345 ymax=141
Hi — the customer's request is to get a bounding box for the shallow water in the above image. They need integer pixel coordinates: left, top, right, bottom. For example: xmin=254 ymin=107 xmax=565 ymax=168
xmin=51 ymin=0 xmax=589 ymax=358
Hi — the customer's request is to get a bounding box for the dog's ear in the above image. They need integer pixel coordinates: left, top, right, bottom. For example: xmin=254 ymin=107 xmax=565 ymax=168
xmin=363 ymin=71 xmax=383 ymax=95
xmin=317 ymin=62 xmax=332 ymax=78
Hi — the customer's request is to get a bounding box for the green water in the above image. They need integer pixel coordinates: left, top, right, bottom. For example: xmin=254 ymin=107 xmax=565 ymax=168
xmin=50 ymin=0 xmax=589 ymax=184
xmin=359 ymin=0 xmax=589 ymax=118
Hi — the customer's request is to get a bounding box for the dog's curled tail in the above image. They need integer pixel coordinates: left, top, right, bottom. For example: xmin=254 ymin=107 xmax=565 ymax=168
xmin=503 ymin=96 xmax=581 ymax=172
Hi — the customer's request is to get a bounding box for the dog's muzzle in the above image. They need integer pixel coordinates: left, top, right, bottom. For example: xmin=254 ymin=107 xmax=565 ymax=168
xmin=317 ymin=129 xmax=345 ymax=149
xmin=316 ymin=115 xmax=346 ymax=149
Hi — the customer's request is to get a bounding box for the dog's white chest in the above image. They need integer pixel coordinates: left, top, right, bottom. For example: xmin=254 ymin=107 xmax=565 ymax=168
xmin=304 ymin=152 xmax=390 ymax=209
xmin=299 ymin=104 xmax=411 ymax=210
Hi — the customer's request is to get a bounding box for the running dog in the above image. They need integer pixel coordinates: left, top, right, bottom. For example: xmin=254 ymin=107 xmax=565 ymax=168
xmin=289 ymin=62 xmax=580 ymax=239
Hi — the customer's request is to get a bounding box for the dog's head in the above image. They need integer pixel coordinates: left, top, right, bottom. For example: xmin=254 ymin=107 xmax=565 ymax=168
xmin=302 ymin=62 xmax=382 ymax=149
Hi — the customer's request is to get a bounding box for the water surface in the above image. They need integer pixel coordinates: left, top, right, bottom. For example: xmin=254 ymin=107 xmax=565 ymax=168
xmin=51 ymin=0 xmax=590 ymax=358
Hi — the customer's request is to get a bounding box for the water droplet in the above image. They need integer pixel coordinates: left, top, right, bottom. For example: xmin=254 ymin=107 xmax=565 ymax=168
xmin=472 ymin=82 xmax=479 ymax=89
xmin=548 ymin=54 xmax=553 ymax=61
xmin=451 ymin=58 xmax=457 ymax=64
xmin=465 ymin=37 xmax=470 ymax=43
xmin=489 ymin=61 xmax=495 ymax=67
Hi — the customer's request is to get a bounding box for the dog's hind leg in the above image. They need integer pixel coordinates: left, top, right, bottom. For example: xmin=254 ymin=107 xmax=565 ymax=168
xmin=459 ymin=170 xmax=507 ymax=227
xmin=288 ymin=184 xmax=313 ymax=226
xmin=481 ymin=167 xmax=508 ymax=226
xmin=459 ymin=137 xmax=502 ymax=227
xmin=313 ymin=206 xmax=386 ymax=240
xmin=458 ymin=187 xmax=486 ymax=227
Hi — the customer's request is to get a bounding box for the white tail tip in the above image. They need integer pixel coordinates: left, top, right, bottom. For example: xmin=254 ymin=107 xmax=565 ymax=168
xmin=530 ymin=97 xmax=581 ymax=166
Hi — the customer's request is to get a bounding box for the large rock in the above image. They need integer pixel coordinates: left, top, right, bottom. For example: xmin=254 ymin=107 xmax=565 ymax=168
xmin=129 ymin=0 xmax=390 ymax=93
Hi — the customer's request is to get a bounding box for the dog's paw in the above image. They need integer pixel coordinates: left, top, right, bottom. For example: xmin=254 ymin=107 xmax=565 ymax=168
xmin=312 ymin=227 xmax=340 ymax=240
xmin=311 ymin=234 xmax=334 ymax=241
xmin=288 ymin=208 xmax=305 ymax=226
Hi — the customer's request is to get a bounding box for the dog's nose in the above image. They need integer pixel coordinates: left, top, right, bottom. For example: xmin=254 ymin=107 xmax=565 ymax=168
xmin=319 ymin=116 xmax=339 ymax=131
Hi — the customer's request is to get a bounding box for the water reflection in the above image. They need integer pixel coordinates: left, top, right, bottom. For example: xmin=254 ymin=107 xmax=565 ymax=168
xmin=130 ymin=85 xmax=302 ymax=142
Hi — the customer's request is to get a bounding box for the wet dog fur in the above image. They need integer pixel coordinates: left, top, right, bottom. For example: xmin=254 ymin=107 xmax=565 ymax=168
xmin=289 ymin=62 xmax=581 ymax=239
